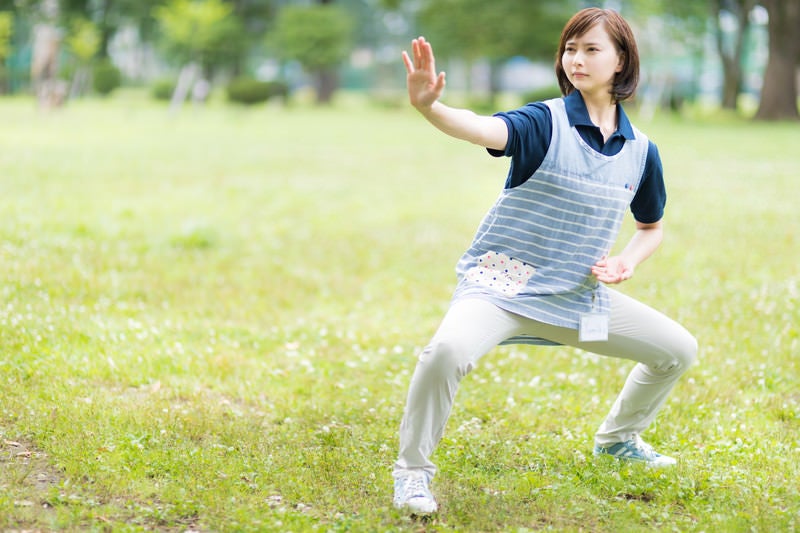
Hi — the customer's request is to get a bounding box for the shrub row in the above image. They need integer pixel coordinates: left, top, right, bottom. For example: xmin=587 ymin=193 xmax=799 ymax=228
xmin=151 ymin=77 xmax=289 ymax=105
xmin=226 ymin=78 xmax=289 ymax=105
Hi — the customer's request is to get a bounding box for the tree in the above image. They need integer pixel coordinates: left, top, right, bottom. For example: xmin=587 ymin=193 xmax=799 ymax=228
xmin=418 ymin=0 xmax=570 ymax=61
xmin=63 ymin=17 xmax=100 ymax=96
xmin=625 ymin=0 xmax=708 ymax=110
xmin=30 ymin=0 xmax=66 ymax=108
xmin=0 ymin=11 xmax=10 ymax=59
xmin=222 ymin=0 xmax=275 ymax=75
xmin=156 ymin=0 xmax=245 ymax=75
xmin=0 ymin=11 xmax=12 ymax=93
xmin=712 ymin=0 xmax=756 ymax=110
xmin=755 ymin=0 xmax=799 ymax=120
xmin=58 ymin=0 xmax=167 ymax=58
xmin=156 ymin=0 xmax=246 ymax=110
xmin=416 ymin=0 xmax=575 ymax=103
xmin=269 ymin=4 xmax=354 ymax=104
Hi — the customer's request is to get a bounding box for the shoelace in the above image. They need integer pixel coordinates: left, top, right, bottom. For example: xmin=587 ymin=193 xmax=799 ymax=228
xmin=631 ymin=435 xmax=658 ymax=459
xmin=404 ymin=473 xmax=430 ymax=499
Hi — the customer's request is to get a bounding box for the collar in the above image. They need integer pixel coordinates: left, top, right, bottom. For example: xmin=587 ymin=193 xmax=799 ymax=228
xmin=564 ymin=91 xmax=635 ymax=140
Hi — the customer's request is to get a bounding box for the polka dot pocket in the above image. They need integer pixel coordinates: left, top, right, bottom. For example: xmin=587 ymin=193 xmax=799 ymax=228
xmin=465 ymin=251 xmax=535 ymax=296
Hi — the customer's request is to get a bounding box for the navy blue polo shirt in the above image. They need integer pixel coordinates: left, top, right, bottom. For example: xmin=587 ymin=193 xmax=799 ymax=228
xmin=488 ymin=91 xmax=666 ymax=224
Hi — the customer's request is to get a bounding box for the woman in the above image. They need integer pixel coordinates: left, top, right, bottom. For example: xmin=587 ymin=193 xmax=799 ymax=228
xmin=392 ymin=8 xmax=698 ymax=515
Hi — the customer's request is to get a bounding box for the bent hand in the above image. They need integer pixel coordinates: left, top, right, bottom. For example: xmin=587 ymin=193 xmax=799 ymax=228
xmin=401 ymin=37 xmax=446 ymax=110
xmin=592 ymin=255 xmax=634 ymax=285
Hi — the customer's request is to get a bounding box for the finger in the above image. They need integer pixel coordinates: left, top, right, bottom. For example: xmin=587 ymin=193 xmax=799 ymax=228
xmin=434 ymin=71 xmax=446 ymax=92
xmin=599 ymin=273 xmax=622 ymax=284
xmin=593 ymin=272 xmax=611 ymax=283
xmin=411 ymin=38 xmax=422 ymax=70
xmin=421 ymin=39 xmax=436 ymax=74
xmin=413 ymin=37 xmax=429 ymax=71
xmin=401 ymin=50 xmax=414 ymax=74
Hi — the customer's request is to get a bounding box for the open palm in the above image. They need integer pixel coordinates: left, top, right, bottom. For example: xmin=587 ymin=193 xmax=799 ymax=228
xmin=401 ymin=37 xmax=446 ymax=109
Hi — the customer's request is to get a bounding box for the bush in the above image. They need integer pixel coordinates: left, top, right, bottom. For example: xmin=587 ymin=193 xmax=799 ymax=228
xmin=226 ymin=77 xmax=288 ymax=105
xmin=92 ymin=60 xmax=122 ymax=96
xmin=151 ymin=78 xmax=176 ymax=101
xmin=521 ymin=85 xmax=562 ymax=104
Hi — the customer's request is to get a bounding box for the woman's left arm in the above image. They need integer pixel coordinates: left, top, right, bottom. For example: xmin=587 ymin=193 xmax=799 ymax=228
xmin=591 ymin=220 xmax=663 ymax=284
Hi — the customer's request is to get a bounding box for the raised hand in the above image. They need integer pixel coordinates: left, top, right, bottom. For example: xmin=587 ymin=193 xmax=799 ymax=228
xmin=401 ymin=37 xmax=446 ymax=110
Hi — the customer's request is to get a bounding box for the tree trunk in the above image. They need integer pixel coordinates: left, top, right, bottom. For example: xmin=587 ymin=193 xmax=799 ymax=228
xmin=31 ymin=23 xmax=63 ymax=109
xmin=315 ymin=68 xmax=337 ymax=104
xmin=315 ymin=0 xmax=337 ymax=103
xmin=720 ymin=55 xmax=742 ymax=109
xmin=713 ymin=0 xmax=755 ymax=110
xmin=98 ymin=0 xmax=114 ymax=59
xmin=488 ymin=58 xmax=503 ymax=109
xmin=755 ymin=0 xmax=800 ymax=120
xmin=170 ymin=62 xmax=199 ymax=114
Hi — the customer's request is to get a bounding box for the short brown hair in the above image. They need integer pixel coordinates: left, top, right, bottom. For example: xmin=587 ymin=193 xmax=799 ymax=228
xmin=554 ymin=8 xmax=639 ymax=102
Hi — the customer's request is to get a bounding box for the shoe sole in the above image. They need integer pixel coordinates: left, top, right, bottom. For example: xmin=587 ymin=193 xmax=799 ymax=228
xmin=594 ymin=452 xmax=676 ymax=468
xmin=394 ymin=500 xmax=438 ymax=514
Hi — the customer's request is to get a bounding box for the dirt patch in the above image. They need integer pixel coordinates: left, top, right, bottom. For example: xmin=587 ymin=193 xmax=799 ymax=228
xmin=1 ymin=438 xmax=62 ymax=508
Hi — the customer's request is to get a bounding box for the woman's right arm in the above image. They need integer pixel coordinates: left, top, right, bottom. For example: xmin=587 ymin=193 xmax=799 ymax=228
xmin=402 ymin=37 xmax=508 ymax=152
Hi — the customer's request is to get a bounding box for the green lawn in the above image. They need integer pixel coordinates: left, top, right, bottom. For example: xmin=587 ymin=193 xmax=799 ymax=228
xmin=1 ymin=93 xmax=798 ymax=531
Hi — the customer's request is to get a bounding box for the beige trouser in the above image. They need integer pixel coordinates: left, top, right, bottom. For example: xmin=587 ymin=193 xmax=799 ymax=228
xmin=393 ymin=288 xmax=697 ymax=479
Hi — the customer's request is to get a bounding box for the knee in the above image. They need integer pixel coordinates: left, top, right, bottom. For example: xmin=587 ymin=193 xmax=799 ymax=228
xmin=418 ymin=339 xmax=474 ymax=381
xmin=647 ymin=329 xmax=697 ymax=375
xmin=681 ymin=332 xmax=698 ymax=368
xmin=670 ymin=330 xmax=698 ymax=372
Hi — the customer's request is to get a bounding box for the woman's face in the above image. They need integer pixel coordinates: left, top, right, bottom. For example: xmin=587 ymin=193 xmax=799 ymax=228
xmin=561 ymin=22 xmax=623 ymax=99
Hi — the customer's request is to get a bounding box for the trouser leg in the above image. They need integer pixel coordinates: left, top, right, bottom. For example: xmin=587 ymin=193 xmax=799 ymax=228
xmin=394 ymin=289 xmax=697 ymax=477
xmin=501 ymin=289 xmax=696 ymax=444
xmin=393 ymin=298 xmax=526 ymax=479
xmin=592 ymin=288 xmax=697 ymax=445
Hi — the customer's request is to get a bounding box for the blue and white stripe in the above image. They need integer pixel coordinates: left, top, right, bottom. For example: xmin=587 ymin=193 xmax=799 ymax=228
xmin=452 ymin=98 xmax=649 ymax=344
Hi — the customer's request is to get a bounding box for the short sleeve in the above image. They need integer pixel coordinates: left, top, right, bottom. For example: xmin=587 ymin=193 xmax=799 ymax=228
xmin=630 ymin=141 xmax=667 ymax=223
xmin=486 ymin=102 xmax=552 ymax=189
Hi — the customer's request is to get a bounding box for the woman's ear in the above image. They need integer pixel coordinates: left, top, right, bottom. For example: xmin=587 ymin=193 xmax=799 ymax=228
xmin=616 ymin=52 xmax=625 ymax=73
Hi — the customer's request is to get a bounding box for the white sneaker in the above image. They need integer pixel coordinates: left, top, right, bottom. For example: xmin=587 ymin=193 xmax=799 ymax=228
xmin=393 ymin=470 xmax=438 ymax=514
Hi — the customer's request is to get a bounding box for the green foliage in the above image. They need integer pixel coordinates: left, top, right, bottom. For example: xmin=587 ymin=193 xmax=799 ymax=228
xmin=0 ymin=11 xmax=11 ymax=60
xmin=155 ymin=0 xmax=246 ymax=70
xmin=151 ymin=78 xmax=176 ymax=100
xmin=0 ymin=96 xmax=798 ymax=531
xmin=64 ymin=17 xmax=100 ymax=63
xmin=418 ymin=0 xmax=576 ymax=61
xmin=92 ymin=59 xmax=122 ymax=95
xmin=226 ymin=77 xmax=288 ymax=105
xmin=269 ymin=5 xmax=354 ymax=71
xmin=521 ymin=85 xmax=563 ymax=104
xmin=0 ymin=11 xmax=9 ymax=92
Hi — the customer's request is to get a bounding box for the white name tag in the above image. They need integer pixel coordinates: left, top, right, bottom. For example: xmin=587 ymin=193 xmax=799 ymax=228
xmin=579 ymin=312 xmax=609 ymax=342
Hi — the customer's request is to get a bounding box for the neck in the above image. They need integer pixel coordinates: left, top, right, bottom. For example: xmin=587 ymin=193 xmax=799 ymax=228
xmin=582 ymin=92 xmax=616 ymax=116
xmin=580 ymin=91 xmax=618 ymax=140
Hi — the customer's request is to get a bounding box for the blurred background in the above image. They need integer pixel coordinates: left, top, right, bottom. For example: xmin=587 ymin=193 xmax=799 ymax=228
xmin=0 ymin=0 xmax=797 ymax=120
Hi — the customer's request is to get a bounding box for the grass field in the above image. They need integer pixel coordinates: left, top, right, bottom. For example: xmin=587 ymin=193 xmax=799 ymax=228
xmin=0 ymin=92 xmax=798 ymax=532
